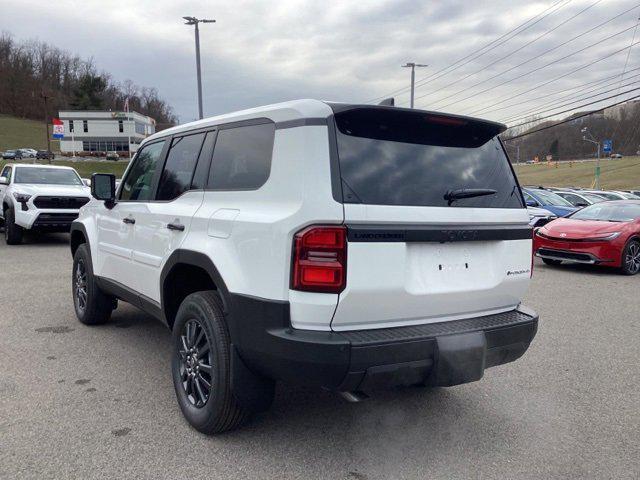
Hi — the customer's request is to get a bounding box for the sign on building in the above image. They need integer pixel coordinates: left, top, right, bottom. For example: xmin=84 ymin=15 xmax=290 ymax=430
xmin=52 ymin=118 xmax=64 ymax=139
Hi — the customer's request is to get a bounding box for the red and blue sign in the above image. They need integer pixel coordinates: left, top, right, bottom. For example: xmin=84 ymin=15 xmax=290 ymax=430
xmin=52 ymin=118 xmax=64 ymax=139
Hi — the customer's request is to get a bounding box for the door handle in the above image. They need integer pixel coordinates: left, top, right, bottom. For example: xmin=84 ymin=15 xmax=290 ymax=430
xmin=123 ymin=217 xmax=135 ymax=225
xmin=167 ymin=222 xmax=185 ymax=232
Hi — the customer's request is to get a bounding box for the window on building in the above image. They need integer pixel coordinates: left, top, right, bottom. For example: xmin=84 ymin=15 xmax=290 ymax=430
xmin=83 ymin=120 xmax=88 ymax=133
xmin=120 ymin=141 xmax=165 ymax=201
xmin=118 ymin=120 xmax=124 ymax=133
xmin=69 ymin=120 xmax=74 ymax=133
xmin=135 ymin=122 xmax=146 ymax=135
xmin=207 ymin=123 xmax=275 ymax=190
xmin=156 ymin=133 xmax=205 ymax=201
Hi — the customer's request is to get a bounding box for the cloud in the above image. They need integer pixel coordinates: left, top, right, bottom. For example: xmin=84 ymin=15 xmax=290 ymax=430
xmin=2 ymin=0 xmax=639 ymax=125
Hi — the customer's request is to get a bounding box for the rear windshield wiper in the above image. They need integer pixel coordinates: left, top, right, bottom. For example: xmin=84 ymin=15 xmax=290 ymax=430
xmin=444 ymin=188 xmax=497 ymax=206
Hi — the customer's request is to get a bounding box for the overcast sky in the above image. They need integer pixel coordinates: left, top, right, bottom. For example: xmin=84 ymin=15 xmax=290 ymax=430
xmin=2 ymin=0 xmax=639 ymax=125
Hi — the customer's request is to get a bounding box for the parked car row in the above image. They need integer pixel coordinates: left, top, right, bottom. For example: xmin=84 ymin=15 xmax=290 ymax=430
xmin=2 ymin=148 xmax=55 ymax=160
xmin=523 ymin=186 xmax=640 ymax=275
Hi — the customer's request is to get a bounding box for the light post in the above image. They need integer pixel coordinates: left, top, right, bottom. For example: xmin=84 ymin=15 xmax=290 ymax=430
xmin=183 ymin=16 xmax=216 ymax=120
xmin=401 ymin=62 xmax=428 ymax=108
xmin=581 ymin=127 xmax=601 ymax=189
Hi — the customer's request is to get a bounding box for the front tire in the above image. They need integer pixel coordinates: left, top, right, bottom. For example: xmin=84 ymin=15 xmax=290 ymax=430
xmin=4 ymin=207 xmax=23 ymax=245
xmin=542 ymin=258 xmax=562 ymax=266
xmin=72 ymin=244 xmax=115 ymax=324
xmin=621 ymin=239 xmax=640 ymax=275
xmin=171 ymin=291 xmax=265 ymax=434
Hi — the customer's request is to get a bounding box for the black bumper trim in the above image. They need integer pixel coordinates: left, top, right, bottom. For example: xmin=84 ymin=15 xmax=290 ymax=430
xmin=229 ymin=293 xmax=538 ymax=392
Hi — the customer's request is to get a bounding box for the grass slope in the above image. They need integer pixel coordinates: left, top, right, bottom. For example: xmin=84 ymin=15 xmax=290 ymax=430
xmin=0 ymin=115 xmax=59 ymax=152
xmin=0 ymin=159 xmax=129 ymax=178
xmin=513 ymin=157 xmax=640 ymax=190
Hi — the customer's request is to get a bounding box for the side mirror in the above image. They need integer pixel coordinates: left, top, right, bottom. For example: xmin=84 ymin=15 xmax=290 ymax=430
xmin=526 ymin=199 xmax=537 ymax=207
xmin=0 ymin=176 xmax=8 ymax=186
xmin=91 ymin=173 xmax=116 ymax=209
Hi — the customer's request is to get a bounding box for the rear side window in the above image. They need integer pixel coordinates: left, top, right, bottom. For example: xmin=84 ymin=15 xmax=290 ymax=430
xmin=157 ymin=132 xmax=206 ymax=201
xmin=207 ymin=123 xmax=275 ymax=190
xmin=334 ymin=108 xmax=523 ymax=208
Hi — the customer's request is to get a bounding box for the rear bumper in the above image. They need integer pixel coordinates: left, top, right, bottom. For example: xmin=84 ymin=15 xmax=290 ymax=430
xmin=230 ymin=294 xmax=538 ymax=391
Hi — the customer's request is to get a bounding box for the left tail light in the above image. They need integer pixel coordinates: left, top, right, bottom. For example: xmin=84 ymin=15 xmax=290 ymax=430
xmin=291 ymin=225 xmax=347 ymax=293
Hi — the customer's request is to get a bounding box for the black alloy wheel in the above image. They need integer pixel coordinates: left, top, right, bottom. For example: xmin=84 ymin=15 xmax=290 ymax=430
xmin=178 ymin=319 xmax=214 ymax=408
xmin=74 ymin=259 xmax=88 ymax=314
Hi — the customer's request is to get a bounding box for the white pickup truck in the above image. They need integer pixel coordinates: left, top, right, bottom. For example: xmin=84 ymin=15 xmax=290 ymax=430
xmin=0 ymin=163 xmax=90 ymax=244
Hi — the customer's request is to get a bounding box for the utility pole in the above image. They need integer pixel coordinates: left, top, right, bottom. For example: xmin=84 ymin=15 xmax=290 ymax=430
xmin=41 ymin=91 xmax=52 ymax=164
xmin=581 ymin=127 xmax=601 ymax=189
xmin=401 ymin=62 xmax=428 ymax=108
xmin=183 ymin=16 xmax=216 ymax=120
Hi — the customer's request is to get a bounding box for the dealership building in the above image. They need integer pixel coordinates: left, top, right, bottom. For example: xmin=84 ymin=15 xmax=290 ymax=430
xmin=58 ymin=110 xmax=156 ymax=154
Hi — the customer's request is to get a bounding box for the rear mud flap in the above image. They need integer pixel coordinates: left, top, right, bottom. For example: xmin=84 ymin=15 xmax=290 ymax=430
xmin=430 ymin=332 xmax=486 ymax=387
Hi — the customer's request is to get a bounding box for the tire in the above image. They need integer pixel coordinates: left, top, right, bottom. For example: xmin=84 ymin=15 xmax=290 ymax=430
xmin=620 ymin=239 xmax=640 ymax=275
xmin=542 ymin=258 xmax=562 ymax=266
xmin=171 ymin=291 xmax=267 ymax=434
xmin=4 ymin=207 xmax=23 ymax=245
xmin=72 ymin=244 xmax=115 ymax=324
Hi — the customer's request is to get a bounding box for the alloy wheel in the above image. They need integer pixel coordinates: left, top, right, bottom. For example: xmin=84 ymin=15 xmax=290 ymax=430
xmin=178 ymin=319 xmax=213 ymax=408
xmin=626 ymin=242 xmax=640 ymax=274
xmin=74 ymin=259 xmax=88 ymax=312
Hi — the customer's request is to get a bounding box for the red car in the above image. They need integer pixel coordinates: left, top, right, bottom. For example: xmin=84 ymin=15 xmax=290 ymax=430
xmin=533 ymin=200 xmax=640 ymax=275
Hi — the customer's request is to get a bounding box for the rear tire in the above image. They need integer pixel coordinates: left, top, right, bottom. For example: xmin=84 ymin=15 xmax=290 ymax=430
xmin=171 ymin=291 xmax=270 ymax=434
xmin=620 ymin=239 xmax=640 ymax=275
xmin=72 ymin=244 xmax=114 ymax=324
xmin=542 ymin=258 xmax=562 ymax=266
xmin=4 ymin=207 xmax=23 ymax=245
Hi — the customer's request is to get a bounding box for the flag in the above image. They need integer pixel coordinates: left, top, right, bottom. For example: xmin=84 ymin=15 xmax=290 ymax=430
xmin=52 ymin=118 xmax=64 ymax=139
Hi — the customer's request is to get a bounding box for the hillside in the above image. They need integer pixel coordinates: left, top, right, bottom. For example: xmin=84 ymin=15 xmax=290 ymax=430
xmin=0 ymin=115 xmax=57 ymax=152
xmin=513 ymin=157 xmax=640 ymax=190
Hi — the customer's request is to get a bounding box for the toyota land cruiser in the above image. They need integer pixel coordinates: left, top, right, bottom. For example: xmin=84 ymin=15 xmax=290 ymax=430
xmin=69 ymin=100 xmax=538 ymax=434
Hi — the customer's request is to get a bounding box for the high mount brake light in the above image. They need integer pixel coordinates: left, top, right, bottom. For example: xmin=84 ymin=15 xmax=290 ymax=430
xmin=291 ymin=225 xmax=347 ymax=293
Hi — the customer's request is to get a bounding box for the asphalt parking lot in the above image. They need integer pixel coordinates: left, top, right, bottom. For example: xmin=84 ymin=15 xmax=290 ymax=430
xmin=1 ymin=234 xmax=638 ymax=480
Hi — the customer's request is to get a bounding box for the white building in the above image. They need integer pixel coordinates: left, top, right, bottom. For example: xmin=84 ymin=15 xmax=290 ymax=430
xmin=58 ymin=110 xmax=156 ymax=154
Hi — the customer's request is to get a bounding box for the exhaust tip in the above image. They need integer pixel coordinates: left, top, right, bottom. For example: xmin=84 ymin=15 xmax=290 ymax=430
xmin=338 ymin=391 xmax=369 ymax=403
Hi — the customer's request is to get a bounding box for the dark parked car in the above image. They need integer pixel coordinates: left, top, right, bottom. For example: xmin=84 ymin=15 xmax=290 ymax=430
xmin=36 ymin=150 xmax=55 ymax=160
xmin=2 ymin=149 xmax=22 ymax=160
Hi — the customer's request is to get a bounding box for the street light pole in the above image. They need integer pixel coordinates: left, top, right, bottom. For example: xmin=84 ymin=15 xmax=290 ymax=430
xmin=401 ymin=62 xmax=428 ymax=108
xmin=581 ymin=127 xmax=601 ymax=189
xmin=183 ymin=16 xmax=216 ymax=120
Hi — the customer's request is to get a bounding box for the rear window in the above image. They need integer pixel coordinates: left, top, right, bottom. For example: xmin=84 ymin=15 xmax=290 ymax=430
xmin=334 ymin=108 xmax=523 ymax=208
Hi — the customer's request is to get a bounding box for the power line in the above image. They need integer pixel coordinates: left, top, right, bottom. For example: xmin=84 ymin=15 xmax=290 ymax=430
xmin=503 ymin=92 xmax=640 ymax=140
xmin=407 ymin=0 xmax=605 ymax=108
xmin=478 ymin=65 xmax=640 ymax=118
xmin=503 ymin=78 xmax=640 ymax=125
xmin=363 ymin=0 xmax=570 ymax=103
xmin=428 ymin=23 xmax=640 ymax=111
xmin=464 ymin=39 xmax=640 ymax=117
xmin=499 ymin=69 xmax=640 ymax=123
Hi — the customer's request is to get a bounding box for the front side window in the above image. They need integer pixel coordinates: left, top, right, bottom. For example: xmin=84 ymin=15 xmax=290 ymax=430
xmin=156 ymin=133 xmax=205 ymax=201
xmin=14 ymin=167 xmax=82 ymax=185
xmin=207 ymin=122 xmax=275 ymax=190
xmin=119 ymin=141 xmax=165 ymax=201
xmin=334 ymin=108 xmax=522 ymax=208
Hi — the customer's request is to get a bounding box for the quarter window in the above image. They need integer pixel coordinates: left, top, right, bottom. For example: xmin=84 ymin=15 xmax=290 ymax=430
xmin=119 ymin=141 xmax=165 ymax=201
xmin=156 ymin=133 xmax=205 ymax=201
xmin=207 ymin=122 xmax=275 ymax=190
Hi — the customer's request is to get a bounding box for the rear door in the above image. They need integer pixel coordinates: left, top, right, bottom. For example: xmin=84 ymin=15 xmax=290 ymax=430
xmin=329 ymin=107 xmax=532 ymax=331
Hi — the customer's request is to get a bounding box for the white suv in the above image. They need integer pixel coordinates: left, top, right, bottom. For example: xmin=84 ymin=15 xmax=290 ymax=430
xmin=70 ymin=100 xmax=538 ymax=434
xmin=0 ymin=164 xmax=90 ymax=244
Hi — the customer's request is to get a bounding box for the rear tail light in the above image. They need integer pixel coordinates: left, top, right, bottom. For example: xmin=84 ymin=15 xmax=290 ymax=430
xmin=291 ymin=225 xmax=347 ymax=293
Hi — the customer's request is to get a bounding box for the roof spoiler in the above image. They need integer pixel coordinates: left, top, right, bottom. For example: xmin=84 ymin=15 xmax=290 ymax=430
xmin=378 ymin=98 xmax=395 ymax=107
